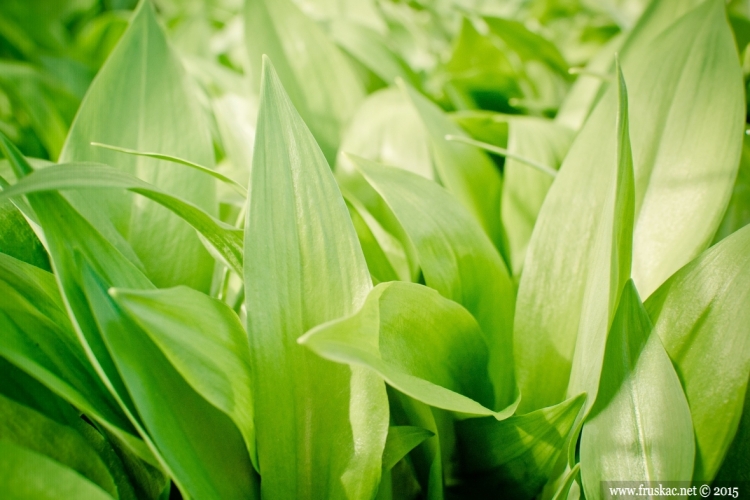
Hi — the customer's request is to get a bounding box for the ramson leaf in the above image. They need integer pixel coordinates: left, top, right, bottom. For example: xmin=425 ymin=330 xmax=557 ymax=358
xmin=455 ymin=394 xmax=585 ymax=499
xmin=300 ymin=281 xmax=511 ymax=417
xmin=60 ymin=0 xmax=216 ymax=292
xmin=0 ymin=440 xmax=116 ymax=500
xmin=514 ymin=0 xmax=743 ymax=412
xmin=245 ymin=0 xmax=365 ymax=162
xmin=645 ymin=223 xmax=750 ymax=481
xmin=243 ymin=57 xmax=388 ymax=499
xmin=580 ymin=281 xmax=694 ymax=499
xmin=0 ymin=163 xmax=243 ymax=275
xmin=111 ymin=286 xmax=258 ymax=471
xmin=352 ymin=156 xmax=516 ymax=409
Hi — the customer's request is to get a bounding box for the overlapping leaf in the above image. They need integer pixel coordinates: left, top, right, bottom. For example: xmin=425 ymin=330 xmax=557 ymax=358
xmin=243 ymin=57 xmax=387 ymax=499
xmin=245 ymin=0 xmax=365 ymax=162
xmin=580 ymin=281 xmax=695 ymax=499
xmin=353 ymin=156 xmax=516 ymax=408
xmin=645 ymin=224 xmax=750 ymax=480
xmin=514 ymin=0 xmax=743 ymax=413
xmin=60 ymin=0 xmax=216 ymax=291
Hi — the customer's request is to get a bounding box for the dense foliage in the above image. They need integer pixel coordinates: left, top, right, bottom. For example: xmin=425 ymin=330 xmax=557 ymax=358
xmin=1 ymin=0 xmax=750 ymax=498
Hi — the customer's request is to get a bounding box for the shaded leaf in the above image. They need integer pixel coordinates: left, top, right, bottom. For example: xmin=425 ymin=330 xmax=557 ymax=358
xmin=111 ymin=286 xmax=257 ymax=470
xmin=0 ymin=440 xmax=115 ymax=500
xmin=455 ymin=393 xmax=585 ymax=500
xmin=382 ymin=426 xmax=434 ymax=472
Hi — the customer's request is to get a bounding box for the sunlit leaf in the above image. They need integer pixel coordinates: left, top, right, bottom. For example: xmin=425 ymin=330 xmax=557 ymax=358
xmin=60 ymin=0 xmax=216 ymax=291
xmin=243 ymin=57 xmax=387 ymax=499
xmin=514 ymin=0 xmax=743 ymax=412
xmin=245 ymin=0 xmax=365 ymax=162
xmin=580 ymin=281 xmax=694 ymax=499
xmin=645 ymin=224 xmax=750 ymax=480
xmin=353 ymin=156 xmax=516 ymax=408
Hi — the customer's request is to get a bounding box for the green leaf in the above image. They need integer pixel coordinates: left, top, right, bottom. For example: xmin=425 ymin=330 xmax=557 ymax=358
xmin=0 ymin=197 xmax=50 ymax=270
xmin=1 ymin=137 xmax=257 ymax=499
xmin=110 ymin=286 xmax=257 ymax=471
xmin=645 ymin=224 xmax=750 ymax=481
xmin=499 ymin=116 xmax=574 ymax=275
xmin=514 ymin=0 xmax=743 ymax=412
xmin=398 ymin=80 xmax=507 ymax=258
xmin=60 ymin=0 xmax=216 ymax=292
xmin=0 ymin=163 xmax=243 ymax=275
xmin=354 ymin=155 xmax=516 ymax=403
xmin=713 ymin=132 xmax=750 ymax=242
xmin=454 ymin=393 xmax=585 ymax=500
xmin=713 ymin=369 xmax=750 ymax=482
xmin=330 ymin=21 xmax=419 ymax=88
xmin=243 ymin=57 xmax=387 ymax=499
xmin=566 ymin=60 xmax=635 ymax=408
xmin=0 ymin=253 xmax=136 ymax=443
xmin=0 ymin=440 xmax=116 ymax=500
xmin=0 ymin=394 xmax=117 ymax=497
xmin=337 ymin=87 xmax=433 ymax=184
xmin=550 ymin=464 xmax=581 ymax=500
xmin=555 ymin=0 xmax=704 ymax=130
xmin=301 ymin=281 xmax=517 ymax=419
xmin=580 ymin=280 xmax=694 ymax=498
xmin=80 ymin=263 xmax=259 ymax=500
xmin=382 ymin=426 xmax=434 ymax=472
xmin=244 ymin=0 xmax=365 ymax=163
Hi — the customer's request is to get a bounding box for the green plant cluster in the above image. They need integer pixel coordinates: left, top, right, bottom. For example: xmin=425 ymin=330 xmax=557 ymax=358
xmin=1 ymin=0 xmax=750 ymax=499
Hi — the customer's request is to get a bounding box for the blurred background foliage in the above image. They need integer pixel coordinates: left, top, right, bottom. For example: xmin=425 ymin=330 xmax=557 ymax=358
xmin=3 ymin=0 xmax=750 ymax=163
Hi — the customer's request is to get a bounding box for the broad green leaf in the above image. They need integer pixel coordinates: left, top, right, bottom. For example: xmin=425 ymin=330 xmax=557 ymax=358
xmin=499 ymin=116 xmax=574 ymax=275
xmin=60 ymin=0 xmax=216 ymax=292
xmin=645 ymin=224 xmax=750 ymax=480
xmin=2 ymin=137 xmax=257 ymax=499
xmin=567 ymin=61 xmax=635 ymax=406
xmin=580 ymin=281 xmax=694 ymax=499
xmin=110 ymin=286 xmax=257 ymax=470
xmin=0 ymin=198 xmax=49 ymax=270
xmin=353 ymin=156 xmax=516 ymax=409
xmin=555 ymin=0 xmax=704 ymax=130
xmin=713 ymin=370 xmax=750 ymax=482
xmin=713 ymin=132 xmax=750 ymax=242
xmin=80 ymin=264 xmax=258 ymax=500
xmin=245 ymin=0 xmax=365 ymax=162
xmin=0 ymin=440 xmax=116 ymax=500
xmin=337 ymin=87 xmax=433 ymax=184
xmin=0 ymin=163 xmax=243 ymax=275
xmin=0 ymin=253 xmax=135 ymax=440
xmin=454 ymin=393 xmax=585 ymax=499
xmin=300 ymin=281 xmax=512 ymax=417
xmin=0 ymin=394 xmax=117 ymax=497
xmin=382 ymin=426 xmax=434 ymax=472
xmin=243 ymin=57 xmax=387 ymax=499
xmin=514 ymin=0 xmax=743 ymax=412
xmin=330 ymin=21 xmax=419 ymax=88
xmin=399 ymin=80 xmax=507 ymax=257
